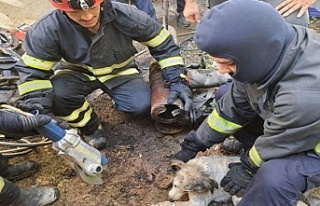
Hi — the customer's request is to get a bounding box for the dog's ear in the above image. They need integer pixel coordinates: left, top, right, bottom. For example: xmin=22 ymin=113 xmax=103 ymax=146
xmin=169 ymin=159 xmax=185 ymax=172
xmin=183 ymin=177 xmax=218 ymax=194
xmin=209 ymin=178 xmax=219 ymax=194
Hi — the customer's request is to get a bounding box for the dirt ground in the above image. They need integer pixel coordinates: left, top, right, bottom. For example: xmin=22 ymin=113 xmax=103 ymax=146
xmin=1 ymin=1 xmax=320 ymax=206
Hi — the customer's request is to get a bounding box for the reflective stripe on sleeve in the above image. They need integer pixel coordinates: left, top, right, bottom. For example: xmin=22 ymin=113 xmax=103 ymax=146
xmin=315 ymin=142 xmax=320 ymax=155
xmin=18 ymin=80 xmax=53 ymax=95
xmin=22 ymin=54 xmax=57 ymax=71
xmin=207 ymin=109 xmax=242 ymax=134
xmin=249 ymin=146 xmax=264 ymax=167
xmin=158 ymin=56 xmax=185 ymax=69
xmin=142 ymin=28 xmax=171 ymax=48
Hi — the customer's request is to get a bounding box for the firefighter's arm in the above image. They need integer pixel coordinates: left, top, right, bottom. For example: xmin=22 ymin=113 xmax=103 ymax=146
xmin=144 ymin=30 xmax=192 ymax=111
xmin=173 ymin=81 xmax=255 ymax=162
xmin=0 ymin=107 xmax=51 ymax=138
xmin=115 ymin=7 xmax=192 ymax=111
xmin=15 ymin=56 xmax=55 ymax=114
xmin=125 ymin=10 xmax=192 ymax=111
xmin=15 ymin=23 xmax=60 ymax=113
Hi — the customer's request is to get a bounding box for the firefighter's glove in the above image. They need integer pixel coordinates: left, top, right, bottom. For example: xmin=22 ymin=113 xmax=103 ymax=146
xmin=220 ymin=150 xmax=258 ymax=197
xmin=163 ymin=67 xmax=193 ymax=111
xmin=0 ymin=110 xmax=51 ymax=138
xmin=15 ymin=102 xmax=69 ymax=130
xmin=168 ymin=82 xmax=192 ymax=111
xmin=16 ymin=101 xmax=44 ymax=113
xmin=16 ymin=92 xmax=54 ymax=114
xmin=16 ymin=92 xmax=69 ymax=130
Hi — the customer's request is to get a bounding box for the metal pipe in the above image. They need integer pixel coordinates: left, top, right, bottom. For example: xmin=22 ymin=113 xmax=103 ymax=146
xmin=150 ymin=62 xmax=184 ymax=123
xmin=150 ymin=63 xmax=193 ymax=134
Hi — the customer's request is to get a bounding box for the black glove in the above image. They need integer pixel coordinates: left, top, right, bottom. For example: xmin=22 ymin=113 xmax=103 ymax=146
xmin=168 ymin=82 xmax=193 ymax=111
xmin=162 ymin=67 xmax=193 ymax=111
xmin=16 ymin=91 xmax=54 ymax=114
xmin=16 ymin=92 xmax=70 ymax=130
xmin=220 ymin=150 xmax=258 ymax=197
xmin=0 ymin=110 xmax=51 ymax=138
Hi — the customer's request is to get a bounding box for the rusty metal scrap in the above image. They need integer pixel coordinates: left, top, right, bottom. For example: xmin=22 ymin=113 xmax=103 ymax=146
xmin=150 ymin=62 xmax=186 ymax=125
xmin=187 ymin=69 xmax=231 ymax=88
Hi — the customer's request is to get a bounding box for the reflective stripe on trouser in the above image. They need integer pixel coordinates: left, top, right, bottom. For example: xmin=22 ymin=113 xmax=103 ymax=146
xmin=238 ymin=152 xmax=320 ymax=206
xmin=0 ymin=177 xmax=4 ymax=192
xmin=51 ymin=71 xmax=151 ymax=134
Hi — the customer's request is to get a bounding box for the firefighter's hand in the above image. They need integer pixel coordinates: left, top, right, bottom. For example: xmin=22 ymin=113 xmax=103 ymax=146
xmin=220 ymin=150 xmax=258 ymax=197
xmin=168 ymin=82 xmax=193 ymax=111
xmin=162 ymin=67 xmax=193 ymax=111
xmin=0 ymin=110 xmax=51 ymax=138
xmin=16 ymin=92 xmax=54 ymax=114
xmin=276 ymin=0 xmax=317 ymax=18
xmin=16 ymin=100 xmax=45 ymax=113
xmin=16 ymin=101 xmax=70 ymax=130
xmin=184 ymin=0 xmax=201 ymax=23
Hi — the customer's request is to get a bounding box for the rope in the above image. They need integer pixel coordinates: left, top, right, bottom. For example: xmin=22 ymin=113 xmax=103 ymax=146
xmin=0 ymin=136 xmax=52 ymax=157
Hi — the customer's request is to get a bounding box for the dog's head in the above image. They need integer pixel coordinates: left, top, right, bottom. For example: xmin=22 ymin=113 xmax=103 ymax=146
xmin=168 ymin=159 xmax=219 ymax=201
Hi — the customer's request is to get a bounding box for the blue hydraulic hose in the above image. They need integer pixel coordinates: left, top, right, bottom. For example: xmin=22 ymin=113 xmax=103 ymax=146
xmin=36 ymin=121 xmax=66 ymax=142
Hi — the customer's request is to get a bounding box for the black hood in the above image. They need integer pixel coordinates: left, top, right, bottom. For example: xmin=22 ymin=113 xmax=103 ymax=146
xmin=194 ymin=0 xmax=295 ymax=83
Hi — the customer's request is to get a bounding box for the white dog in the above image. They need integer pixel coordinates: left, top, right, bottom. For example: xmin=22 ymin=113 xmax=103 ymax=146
xmin=152 ymin=155 xmax=311 ymax=206
xmin=152 ymin=155 xmax=241 ymax=206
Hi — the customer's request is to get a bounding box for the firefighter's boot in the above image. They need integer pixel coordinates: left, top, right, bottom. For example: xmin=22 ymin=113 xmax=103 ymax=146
xmin=221 ymin=136 xmax=243 ymax=154
xmin=83 ymin=125 xmax=107 ymax=150
xmin=177 ymin=12 xmax=191 ymax=27
xmin=12 ymin=187 xmax=59 ymax=206
xmin=0 ymin=177 xmax=59 ymax=206
xmin=0 ymin=155 xmax=40 ymax=182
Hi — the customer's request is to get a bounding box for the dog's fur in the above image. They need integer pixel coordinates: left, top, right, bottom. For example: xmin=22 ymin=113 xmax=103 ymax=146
xmin=153 ymin=155 xmax=241 ymax=206
xmin=152 ymin=155 xmax=313 ymax=206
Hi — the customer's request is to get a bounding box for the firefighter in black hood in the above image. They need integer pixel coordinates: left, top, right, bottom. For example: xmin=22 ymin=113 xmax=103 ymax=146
xmin=173 ymin=0 xmax=320 ymax=205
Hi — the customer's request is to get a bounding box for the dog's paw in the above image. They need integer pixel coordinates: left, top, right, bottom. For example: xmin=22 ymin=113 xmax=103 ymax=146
xmin=151 ymin=201 xmax=175 ymax=206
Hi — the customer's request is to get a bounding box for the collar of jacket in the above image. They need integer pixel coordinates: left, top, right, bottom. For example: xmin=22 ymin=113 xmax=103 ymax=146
xmin=100 ymin=0 xmax=117 ymax=24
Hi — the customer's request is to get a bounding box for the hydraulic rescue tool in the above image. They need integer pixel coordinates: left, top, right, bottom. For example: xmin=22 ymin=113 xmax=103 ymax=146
xmin=0 ymin=104 xmax=108 ymax=185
